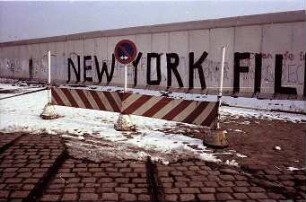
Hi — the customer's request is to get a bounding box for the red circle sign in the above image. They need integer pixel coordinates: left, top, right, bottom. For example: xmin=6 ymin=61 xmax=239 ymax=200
xmin=114 ymin=40 xmax=138 ymax=64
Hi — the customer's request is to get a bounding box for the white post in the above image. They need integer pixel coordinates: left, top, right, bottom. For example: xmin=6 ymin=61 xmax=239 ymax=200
xmin=124 ymin=64 xmax=128 ymax=92
xmin=217 ymin=46 xmax=227 ymax=129
xmin=47 ymin=50 xmax=51 ymax=103
xmin=48 ymin=51 xmax=51 ymax=85
xmin=40 ymin=50 xmax=59 ymax=119
xmin=219 ymin=46 xmax=226 ymax=97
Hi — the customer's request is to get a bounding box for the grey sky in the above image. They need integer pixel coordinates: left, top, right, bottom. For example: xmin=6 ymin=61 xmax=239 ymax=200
xmin=0 ymin=0 xmax=304 ymax=42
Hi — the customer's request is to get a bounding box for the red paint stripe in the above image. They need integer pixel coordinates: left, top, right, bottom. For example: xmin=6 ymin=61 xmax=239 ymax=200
xmin=122 ymin=95 xmax=152 ymax=114
xmin=104 ymin=92 xmax=120 ymax=112
xmin=61 ymin=88 xmax=79 ymax=108
xmin=201 ymin=103 xmax=218 ymax=126
xmin=182 ymin=102 xmax=209 ymax=124
xmin=142 ymin=97 xmax=172 ymax=117
xmin=75 ymin=89 xmax=93 ymax=109
xmin=90 ymin=90 xmax=106 ymax=111
xmin=51 ymin=88 xmax=65 ymax=106
xmin=162 ymin=100 xmax=191 ymax=120
xmin=122 ymin=93 xmax=132 ymax=101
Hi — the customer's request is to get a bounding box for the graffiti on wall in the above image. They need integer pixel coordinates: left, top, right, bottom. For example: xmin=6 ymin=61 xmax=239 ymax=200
xmin=67 ymin=51 xmax=306 ymax=96
xmin=0 ymin=50 xmax=304 ymax=97
xmin=5 ymin=59 xmax=21 ymax=74
xmin=0 ymin=54 xmax=49 ymax=79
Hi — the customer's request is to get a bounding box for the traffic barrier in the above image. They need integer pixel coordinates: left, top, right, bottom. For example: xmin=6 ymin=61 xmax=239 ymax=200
xmin=121 ymin=93 xmax=218 ymax=127
xmin=51 ymin=87 xmax=218 ymax=127
xmin=52 ymin=87 xmax=121 ymax=112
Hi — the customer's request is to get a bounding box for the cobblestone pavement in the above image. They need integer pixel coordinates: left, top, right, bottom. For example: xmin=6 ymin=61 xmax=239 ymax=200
xmin=0 ymin=133 xmax=305 ymax=202
xmin=0 ymin=133 xmax=65 ymax=202
xmin=0 ymin=133 xmax=22 ymax=152
xmin=40 ymin=159 xmax=151 ymax=202
xmin=156 ymin=162 xmax=306 ymax=202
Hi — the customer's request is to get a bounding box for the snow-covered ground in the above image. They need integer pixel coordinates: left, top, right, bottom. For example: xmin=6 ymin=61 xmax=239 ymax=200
xmin=0 ymin=81 xmax=45 ymax=99
xmin=0 ymin=83 xmax=305 ymax=165
xmin=220 ymin=106 xmax=306 ymax=123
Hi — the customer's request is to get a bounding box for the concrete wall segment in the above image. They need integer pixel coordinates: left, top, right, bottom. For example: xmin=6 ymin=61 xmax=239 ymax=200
xmin=0 ymin=10 xmax=304 ymax=47
xmin=0 ymin=10 xmax=305 ymax=100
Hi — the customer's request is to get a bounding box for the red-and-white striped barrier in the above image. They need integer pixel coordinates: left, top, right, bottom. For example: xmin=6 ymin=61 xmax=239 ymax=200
xmin=121 ymin=93 xmax=218 ymax=127
xmin=51 ymin=87 xmax=218 ymax=127
xmin=52 ymin=87 xmax=121 ymax=112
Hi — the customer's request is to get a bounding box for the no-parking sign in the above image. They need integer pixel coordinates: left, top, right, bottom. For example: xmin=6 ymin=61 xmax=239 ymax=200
xmin=114 ymin=40 xmax=137 ymax=64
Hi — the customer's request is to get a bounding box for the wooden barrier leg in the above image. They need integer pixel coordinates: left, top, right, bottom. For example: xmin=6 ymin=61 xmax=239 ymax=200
xmin=203 ymin=46 xmax=228 ymax=149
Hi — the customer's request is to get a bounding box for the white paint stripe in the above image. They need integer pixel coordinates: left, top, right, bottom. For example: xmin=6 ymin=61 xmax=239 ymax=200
xmin=70 ymin=89 xmax=86 ymax=108
xmin=51 ymin=97 xmax=57 ymax=105
xmin=132 ymin=96 xmax=163 ymax=115
xmin=152 ymin=99 xmax=182 ymax=119
xmin=96 ymin=91 xmax=113 ymax=111
xmin=172 ymin=101 xmax=197 ymax=122
xmin=86 ymin=91 xmax=100 ymax=110
xmin=193 ymin=102 xmax=216 ymax=125
xmin=54 ymin=88 xmax=71 ymax=107
xmin=51 ymin=88 xmax=60 ymax=105
xmin=122 ymin=94 xmax=142 ymax=111
xmin=111 ymin=92 xmax=122 ymax=109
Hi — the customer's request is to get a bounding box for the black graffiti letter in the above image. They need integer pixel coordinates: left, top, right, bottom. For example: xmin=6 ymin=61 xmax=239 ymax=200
xmin=29 ymin=58 xmax=33 ymax=79
xmin=147 ymin=53 xmax=161 ymax=85
xmin=166 ymin=53 xmax=183 ymax=88
xmin=67 ymin=55 xmax=81 ymax=82
xmin=95 ymin=54 xmax=115 ymax=83
xmin=233 ymin=52 xmax=250 ymax=93
xmin=254 ymin=53 xmax=262 ymax=94
xmin=274 ymin=54 xmax=297 ymax=95
xmin=83 ymin=56 xmax=92 ymax=82
xmin=189 ymin=52 xmax=208 ymax=90
xmin=132 ymin=52 xmax=143 ymax=87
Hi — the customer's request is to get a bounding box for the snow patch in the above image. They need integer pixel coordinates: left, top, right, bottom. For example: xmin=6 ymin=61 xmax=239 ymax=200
xmin=233 ymin=129 xmax=245 ymax=133
xmin=287 ymin=167 xmax=301 ymax=171
xmin=221 ymin=106 xmax=306 ymax=123
xmin=273 ymin=146 xmax=282 ymax=151
xmin=0 ymin=88 xmax=219 ymax=164
xmin=236 ymin=153 xmax=248 ymax=158
xmin=0 ymin=82 xmax=45 ymax=99
xmin=225 ymin=159 xmax=239 ymax=167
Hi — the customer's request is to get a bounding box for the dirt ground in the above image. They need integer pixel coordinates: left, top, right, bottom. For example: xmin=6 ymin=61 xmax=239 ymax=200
xmin=154 ymin=113 xmax=305 ymax=171
xmin=217 ymin=115 xmax=305 ymax=170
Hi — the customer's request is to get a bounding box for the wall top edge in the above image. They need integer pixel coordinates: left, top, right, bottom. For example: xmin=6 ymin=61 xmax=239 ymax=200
xmin=0 ymin=10 xmax=305 ymax=47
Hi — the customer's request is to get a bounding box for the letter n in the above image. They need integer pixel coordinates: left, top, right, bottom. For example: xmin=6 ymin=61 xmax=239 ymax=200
xmin=67 ymin=56 xmax=81 ymax=82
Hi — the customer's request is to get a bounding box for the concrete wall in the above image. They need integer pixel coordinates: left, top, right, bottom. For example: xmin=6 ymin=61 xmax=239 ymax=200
xmin=0 ymin=10 xmax=305 ymax=99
